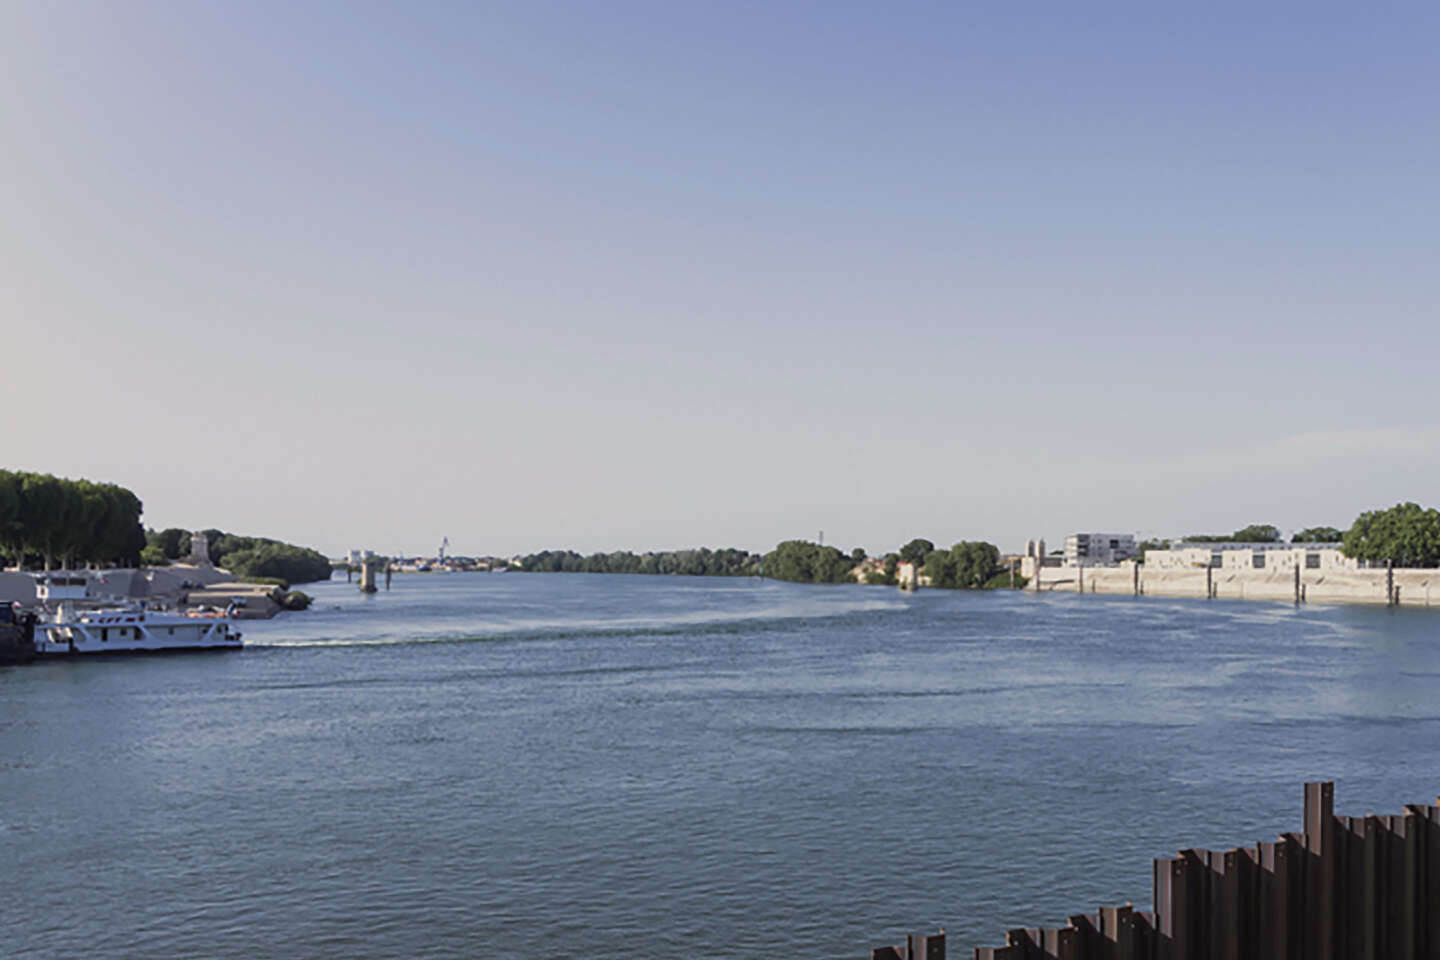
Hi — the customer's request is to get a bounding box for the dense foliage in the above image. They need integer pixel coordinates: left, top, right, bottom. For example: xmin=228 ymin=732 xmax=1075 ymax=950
xmin=1342 ymin=503 xmax=1440 ymax=568
xmin=922 ymin=541 xmax=1002 ymax=589
xmin=1183 ymin=524 xmax=1281 ymax=543
xmin=983 ymin=569 xmax=1028 ymax=589
xmin=208 ymin=533 xmax=332 ymax=584
xmin=145 ymin=527 xmax=197 ymax=563
xmin=761 ymin=540 xmax=854 ymax=583
xmin=898 ymin=538 xmax=935 ymax=565
xmin=512 ymin=536 xmax=1018 ymax=589
xmin=517 ymin=547 xmax=762 ymax=577
xmin=1293 ymin=526 xmax=1343 ymax=543
xmin=142 ymin=527 xmax=332 ymax=584
xmin=0 ymin=470 xmax=146 ymax=569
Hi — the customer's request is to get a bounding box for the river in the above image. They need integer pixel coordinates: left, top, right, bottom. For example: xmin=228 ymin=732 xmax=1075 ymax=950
xmin=3 ymin=573 xmax=1437 ymax=958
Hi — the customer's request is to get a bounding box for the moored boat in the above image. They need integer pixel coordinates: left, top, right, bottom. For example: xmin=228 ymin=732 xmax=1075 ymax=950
xmin=34 ymin=602 xmax=242 ymax=656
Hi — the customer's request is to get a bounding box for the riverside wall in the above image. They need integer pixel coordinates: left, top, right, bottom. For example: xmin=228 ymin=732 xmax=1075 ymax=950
xmin=1033 ymin=562 xmax=1440 ymax=607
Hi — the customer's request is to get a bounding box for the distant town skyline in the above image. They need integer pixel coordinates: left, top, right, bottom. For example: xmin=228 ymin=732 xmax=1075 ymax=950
xmin=6 ymin=3 xmax=1439 ymax=557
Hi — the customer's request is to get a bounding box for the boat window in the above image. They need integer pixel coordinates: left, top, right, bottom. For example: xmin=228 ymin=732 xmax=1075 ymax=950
xmin=100 ymin=628 xmax=108 ymax=643
xmin=168 ymin=628 xmax=175 ymax=635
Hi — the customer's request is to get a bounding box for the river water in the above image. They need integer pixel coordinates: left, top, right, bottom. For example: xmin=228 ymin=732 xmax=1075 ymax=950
xmin=3 ymin=573 xmax=1438 ymax=958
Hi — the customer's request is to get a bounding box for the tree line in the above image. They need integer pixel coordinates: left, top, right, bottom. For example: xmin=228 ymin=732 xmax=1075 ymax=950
xmin=1177 ymin=524 xmax=1343 ymax=545
xmin=0 ymin=470 xmax=146 ymax=569
xmin=512 ymin=536 xmax=1018 ymax=589
xmin=752 ymin=536 xmax=1016 ymax=589
xmin=144 ymin=527 xmax=332 ymax=585
xmin=516 ymin=548 xmax=763 ymax=577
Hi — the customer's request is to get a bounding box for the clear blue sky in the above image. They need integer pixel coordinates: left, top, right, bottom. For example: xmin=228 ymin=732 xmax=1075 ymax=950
xmin=3 ymin=2 xmax=1437 ymax=557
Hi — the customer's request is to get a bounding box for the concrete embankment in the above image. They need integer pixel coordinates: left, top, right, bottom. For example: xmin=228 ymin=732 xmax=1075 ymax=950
xmin=1033 ymin=563 xmax=1440 ymax=606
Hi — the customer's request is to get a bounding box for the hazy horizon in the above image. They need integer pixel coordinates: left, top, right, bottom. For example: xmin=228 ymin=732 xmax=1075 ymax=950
xmin=5 ymin=3 xmax=1438 ymax=558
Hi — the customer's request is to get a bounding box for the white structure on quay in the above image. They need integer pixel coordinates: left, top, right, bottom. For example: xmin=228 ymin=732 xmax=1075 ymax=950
xmin=1064 ymin=533 xmax=1137 ymax=566
xmin=1142 ymin=542 xmax=1357 ymax=572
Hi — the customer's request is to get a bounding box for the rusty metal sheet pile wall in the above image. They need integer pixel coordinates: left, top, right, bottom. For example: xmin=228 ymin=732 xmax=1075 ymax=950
xmin=880 ymin=782 xmax=1440 ymax=960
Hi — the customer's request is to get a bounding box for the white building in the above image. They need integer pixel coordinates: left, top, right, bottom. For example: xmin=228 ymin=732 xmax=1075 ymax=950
xmin=1143 ymin=543 xmax=1357 ymax=572
xmin=1064 ymin=533 xmax=1138 ymax=566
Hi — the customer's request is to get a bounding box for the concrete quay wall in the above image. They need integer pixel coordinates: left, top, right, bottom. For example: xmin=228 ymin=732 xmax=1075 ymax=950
xmin=1033 ymin=563 xmax=1440 ymax=606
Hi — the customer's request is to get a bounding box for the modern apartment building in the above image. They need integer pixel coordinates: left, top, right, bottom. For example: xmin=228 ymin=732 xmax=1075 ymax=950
xmin=1064 ymin=533 xmax=1138 ymax=566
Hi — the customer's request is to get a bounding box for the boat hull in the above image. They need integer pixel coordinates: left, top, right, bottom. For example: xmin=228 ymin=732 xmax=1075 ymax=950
xmin=34 ymin=644 xmax=241 ymax=658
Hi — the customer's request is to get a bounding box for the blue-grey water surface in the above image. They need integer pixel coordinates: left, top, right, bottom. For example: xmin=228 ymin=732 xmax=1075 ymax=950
xmin=3 ymin=573 xmax=1438 ymax=958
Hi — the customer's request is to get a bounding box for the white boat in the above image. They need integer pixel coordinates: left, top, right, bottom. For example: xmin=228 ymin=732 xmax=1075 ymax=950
xmin=34 ymin=603 xmax=242 ymax=656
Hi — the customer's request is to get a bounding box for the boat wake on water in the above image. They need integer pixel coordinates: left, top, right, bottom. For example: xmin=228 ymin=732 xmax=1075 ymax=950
xmin=246 ymin=595 xmax=910 ymax=650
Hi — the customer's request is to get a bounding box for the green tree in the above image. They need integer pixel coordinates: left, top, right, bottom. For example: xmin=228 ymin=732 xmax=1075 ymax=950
xmin=155 ymin=528 xmax=190 ymax=559
xmin=922 ymin=541 xmax=1001 ymax=589
xmin=1231 ymin=524 xmax=1281 ymax=543
xmin=899 ymin=538 xmax=935 ymax=566
xmin=0 ymin=470 xmax=21 ymax=567
xmin=1342 ymin=503 xmax=1440 ymax=568
xmin=217 ymin=541 xmax=332 ymax=584
xmin=922 ymin=548 xmax=957 ymax=588
xmin=850 ymin=547 xmax=866 ymax=563
xmin=761 ymin=540 xmax=852 ymax=584
xmin=951 ymin=541 xmax=1001 ymax=588
xmin=20 ymin=473 xmax=66 ymax=570
xmin=983 ymin=569 xmax=1028 ymax=589
xmin=95 ymin=484 xmax=145 ymax=566
xmin=1293 ymin=526 xmax=1343 ymax=543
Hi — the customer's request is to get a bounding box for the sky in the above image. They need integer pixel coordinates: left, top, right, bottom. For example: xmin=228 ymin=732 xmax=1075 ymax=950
xmin=3 ymin=1 xmax=1438 ymax=558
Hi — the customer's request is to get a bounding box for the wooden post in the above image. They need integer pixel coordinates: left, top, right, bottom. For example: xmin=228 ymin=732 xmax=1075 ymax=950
xmin=1134 ymin=562 xmax=1140 ymax=597
xmin=385 ymin=563 xmax=392 ymax=590
xmin=1294 ymin=564 xmax=1301 ymax=604
xmin=1207 ymin=565 xmax=1214 ymax=599
xmin=1387 ymin=560 xmax=1395 ymax=607
xmin=1078 ymin=563 xmax=1084 ymax=594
